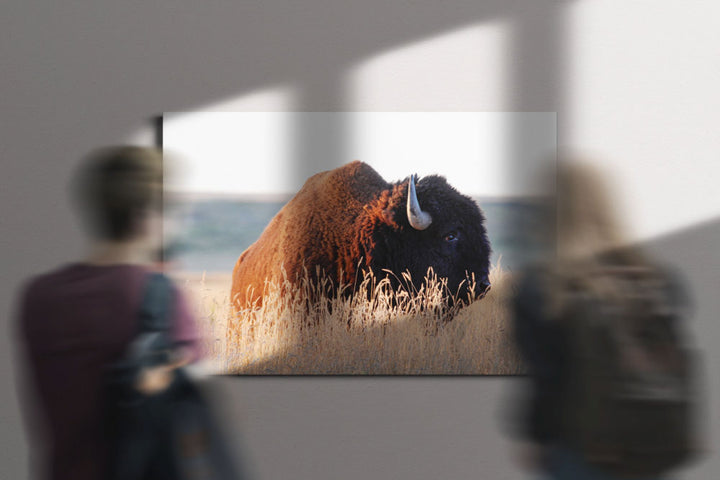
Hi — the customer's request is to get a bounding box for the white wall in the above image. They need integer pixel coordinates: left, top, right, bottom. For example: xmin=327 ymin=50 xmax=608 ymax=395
xmin=565 ymin=0 xmax=720 ymax=242
xmin=2 ymin=1 xmax=718 ymax=479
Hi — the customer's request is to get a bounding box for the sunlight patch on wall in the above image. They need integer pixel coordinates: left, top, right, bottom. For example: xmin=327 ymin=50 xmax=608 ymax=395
xmin=161 ymin=85 xmax=296 ymax=199
xmin=565 ymin=1 xmax=720 ymax=241
xmin=184 ymin=84 xmax=296 ymax=112
xmin=163 ymin=112 xmax=293 ymax=199
xmin=123 ymin=83 xmax=295 ymax=157
xmin=347 ymin=112 xmax=555 ymax=198
xmin=348 ymin=22 xmax=509 ymax=111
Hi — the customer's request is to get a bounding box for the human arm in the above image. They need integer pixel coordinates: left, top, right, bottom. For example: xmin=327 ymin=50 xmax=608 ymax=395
xmin=135 ymin=280 xmax=202 ymax=394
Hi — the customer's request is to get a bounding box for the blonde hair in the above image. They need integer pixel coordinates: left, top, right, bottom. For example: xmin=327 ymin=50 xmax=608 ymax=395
xmin=556 ymin=161 xmax=625 ymax=261
xmin=549 ymin=160 xmax=649 ymax=314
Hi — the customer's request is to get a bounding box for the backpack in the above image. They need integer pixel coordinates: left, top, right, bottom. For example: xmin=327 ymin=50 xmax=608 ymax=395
xmin=561 ymin=265 xmax=701 ymax=477
xmin=103 ymin=272 xmax=243 ymax=480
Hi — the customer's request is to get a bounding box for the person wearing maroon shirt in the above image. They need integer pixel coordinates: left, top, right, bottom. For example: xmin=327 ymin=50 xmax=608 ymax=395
xmin=15 ymin=146 xmax=201 ymax=480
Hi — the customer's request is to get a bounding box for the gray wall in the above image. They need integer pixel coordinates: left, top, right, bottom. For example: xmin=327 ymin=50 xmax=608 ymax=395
xmin=2 ymin=1 xmax=717 ymax=478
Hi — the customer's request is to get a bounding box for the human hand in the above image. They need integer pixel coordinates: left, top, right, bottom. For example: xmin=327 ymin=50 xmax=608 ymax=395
xmin=134 ymin=347 xmax=192 ymax=395
xmin=135 ymin=364 xmax=175 ymax=395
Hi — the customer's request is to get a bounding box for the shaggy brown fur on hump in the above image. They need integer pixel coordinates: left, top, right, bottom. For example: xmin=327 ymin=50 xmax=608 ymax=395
xmin=230 ymin=161 xmax=395 ymax=307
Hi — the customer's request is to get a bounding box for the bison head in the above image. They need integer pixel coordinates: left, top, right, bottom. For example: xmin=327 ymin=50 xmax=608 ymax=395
xmin=365 ymin=172 xmax=491 ymax=303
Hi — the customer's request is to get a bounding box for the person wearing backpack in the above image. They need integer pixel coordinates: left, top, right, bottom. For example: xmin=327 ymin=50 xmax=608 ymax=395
xmin=15 ymin=147 xmax=202 ymax=480
xmin=511 ymin=161 xmax=702 ymax=479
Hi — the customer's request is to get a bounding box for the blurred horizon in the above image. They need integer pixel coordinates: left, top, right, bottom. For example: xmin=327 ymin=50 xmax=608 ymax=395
xmin=167 ymin=195 xmax=549 ymax=274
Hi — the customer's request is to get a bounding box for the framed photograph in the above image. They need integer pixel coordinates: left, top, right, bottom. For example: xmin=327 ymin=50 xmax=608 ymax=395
xmin=162 ymin=112 xmax=555 ymax=374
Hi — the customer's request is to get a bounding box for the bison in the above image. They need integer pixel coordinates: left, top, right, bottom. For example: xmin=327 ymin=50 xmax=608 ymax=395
xmin=230 ymin=161 xmax=491 ymax=308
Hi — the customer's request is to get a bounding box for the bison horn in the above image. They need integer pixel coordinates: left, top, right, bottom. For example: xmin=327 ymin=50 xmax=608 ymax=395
xmin=407 ymin=174 xmax=432 ymax=230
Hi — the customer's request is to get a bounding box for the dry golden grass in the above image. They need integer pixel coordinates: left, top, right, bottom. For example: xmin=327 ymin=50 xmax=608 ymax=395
xmin=173 ymin=264 xmax=524 ymax=375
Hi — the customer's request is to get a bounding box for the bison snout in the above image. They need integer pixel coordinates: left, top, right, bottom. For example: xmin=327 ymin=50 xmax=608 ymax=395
xmin=479 ymin=278 xmax=491 ymax=296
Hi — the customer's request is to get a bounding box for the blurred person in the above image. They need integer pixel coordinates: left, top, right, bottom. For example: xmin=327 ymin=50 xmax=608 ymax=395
xmin=511 ymin=160 xmax=702 ymax=479
xmin=14 ymin=146 xmax=202 ymax=480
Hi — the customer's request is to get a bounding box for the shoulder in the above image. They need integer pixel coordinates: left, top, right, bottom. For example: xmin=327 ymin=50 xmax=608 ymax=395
xmin=17 ymin=275 xmax=43 ymax=304
xmin=19 ymin=264 xmax=72 ymax=295
xmin=619 ymin=258 xmax=689 ymax=303
xmin=145 ymin=271 xmax=189 ymax=300
xmin=16 ymin=264 xmax=83 ymax=311
xmin=15 ymin=275 xmax=45 ymax=336
xmin=651 ymin=262 xmax=692 ymax=314
xmin=18 ymin=262 xmax=159 ymax=314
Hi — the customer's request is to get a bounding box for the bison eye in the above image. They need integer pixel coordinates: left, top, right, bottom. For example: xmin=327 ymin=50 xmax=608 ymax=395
xmin=443 ymin=231 xmax=458 ymax=242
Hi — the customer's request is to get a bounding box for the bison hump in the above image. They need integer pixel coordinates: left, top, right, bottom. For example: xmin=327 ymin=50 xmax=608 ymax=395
xmin=298 ymin=161 xmax=389 ymax=207
xmin=231 ymin=161 xmax=394 ymax=305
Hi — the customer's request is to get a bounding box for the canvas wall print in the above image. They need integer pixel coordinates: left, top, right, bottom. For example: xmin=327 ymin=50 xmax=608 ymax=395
xmin=162 ymin=112 xmax=555 ymax=374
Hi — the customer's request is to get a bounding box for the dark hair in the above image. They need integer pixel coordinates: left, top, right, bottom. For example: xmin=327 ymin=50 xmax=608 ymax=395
xmin=72 ymin=146 xmax=163 ymax=240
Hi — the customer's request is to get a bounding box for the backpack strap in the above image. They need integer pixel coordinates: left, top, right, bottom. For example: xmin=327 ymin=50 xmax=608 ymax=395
xmin=138 ymin=272 xmax=175 ymax=333
xmin=123 ymin=272 xmax=175 ymax=366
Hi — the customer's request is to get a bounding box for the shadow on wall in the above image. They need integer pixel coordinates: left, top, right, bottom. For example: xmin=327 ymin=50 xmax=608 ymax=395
xmin=640 ymin=216 xmax=720 ymax=353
